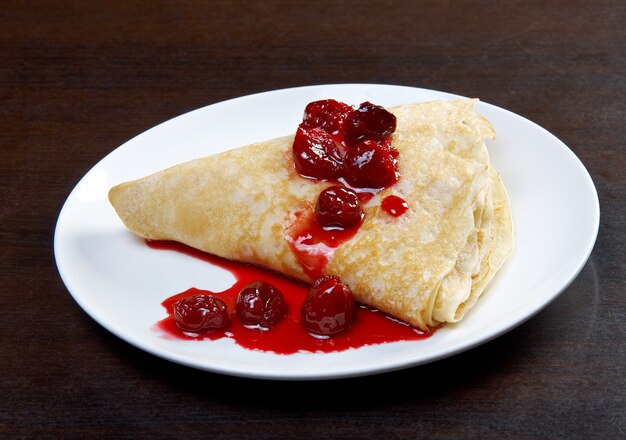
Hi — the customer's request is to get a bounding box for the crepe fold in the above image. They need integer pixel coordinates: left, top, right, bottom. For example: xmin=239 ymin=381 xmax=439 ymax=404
xmin=109 ymin=99 xmax=513 ymax=330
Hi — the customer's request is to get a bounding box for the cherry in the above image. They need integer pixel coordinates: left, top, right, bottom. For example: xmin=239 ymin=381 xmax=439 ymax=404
xmin=292 ymin=126 xmax=344 ymax=180
xmin=344 ymin=101 xmax=397 ymax=147
xmin=315 ymin=186 xmax=363 ymax=229
xmin=173 ymin=294 xmax=230 ymax=333
xmin=236 ymin=281 xmax=286 ymax=329
xmin=301 ymin=275 xmax=355 ymax=336
xmin=302 ymin=99 xmax=354 ymax=135
xmin=344 ymin=140 xmax=399 ymax=189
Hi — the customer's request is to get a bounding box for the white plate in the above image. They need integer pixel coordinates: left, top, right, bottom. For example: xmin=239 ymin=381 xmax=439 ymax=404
xmin=54 ymin=84 xmax=599 ymax=380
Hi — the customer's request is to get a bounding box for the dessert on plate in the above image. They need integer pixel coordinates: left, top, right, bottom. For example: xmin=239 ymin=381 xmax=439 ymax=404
xmin=109 ymin=98 xmax=513 ymax=332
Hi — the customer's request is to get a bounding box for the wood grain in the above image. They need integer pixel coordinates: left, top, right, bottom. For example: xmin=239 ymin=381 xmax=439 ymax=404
xmin=1 ymin=1 xmax=624 ymax=438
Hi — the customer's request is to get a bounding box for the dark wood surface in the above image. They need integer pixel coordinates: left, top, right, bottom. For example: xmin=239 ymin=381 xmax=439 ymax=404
xmin=1 ymin=1 xmax=624 ymax=438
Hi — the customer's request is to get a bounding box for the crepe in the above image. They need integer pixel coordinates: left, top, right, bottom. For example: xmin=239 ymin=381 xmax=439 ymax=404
xmin=109 ymin=99 xmax=513 ymax=330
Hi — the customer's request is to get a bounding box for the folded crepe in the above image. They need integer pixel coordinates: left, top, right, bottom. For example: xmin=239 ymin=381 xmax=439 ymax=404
xmin=109 ymin=99 xmax=513 ymax=330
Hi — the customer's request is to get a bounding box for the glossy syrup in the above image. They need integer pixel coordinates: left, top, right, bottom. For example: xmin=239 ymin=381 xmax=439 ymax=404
xmin=285 ymin=207 xmax=362 ymax=280
xmin=149 ymin=240 xmax=431 ymax=354
xmin=381 ymin=195 xmax=409 ymax=217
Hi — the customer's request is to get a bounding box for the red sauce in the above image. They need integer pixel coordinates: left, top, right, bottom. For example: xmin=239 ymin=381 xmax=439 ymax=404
xmin=149 ymin=240 xmax=431 ymax=354
xmin=287 ymin=100 xmax=406 ymax=278
xmin=285 ymin=192 xmax=409 ymax=281
xmin=149 ymin=100 xmax=420 ymax=354
xmin=381 ymin=195 xmax=409 ymax=217
xmin=285 ymin=207 xmax=362 ymax=280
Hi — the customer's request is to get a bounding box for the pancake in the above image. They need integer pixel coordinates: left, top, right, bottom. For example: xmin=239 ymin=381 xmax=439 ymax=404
xmin=109 ymin=99 xmax=513 ymax=330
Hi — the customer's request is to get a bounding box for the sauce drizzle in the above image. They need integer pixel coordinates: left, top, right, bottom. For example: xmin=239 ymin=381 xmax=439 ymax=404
xmin=149 ymin=240 xmax=431 ymax=354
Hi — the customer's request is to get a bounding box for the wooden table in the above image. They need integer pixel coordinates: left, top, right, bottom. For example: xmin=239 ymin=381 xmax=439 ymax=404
xmin=1 ymin=1 xmax=624 ymax=438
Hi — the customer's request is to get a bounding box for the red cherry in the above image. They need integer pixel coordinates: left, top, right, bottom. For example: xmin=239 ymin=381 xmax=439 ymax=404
xmin=292 ymin=126 xmax=344 ymax=180
xmin=315 ymin=186 xmax=363 ymax=229
xmin=344 ymin=102 xmax=397 ymax=147
xmin=302 ymin=99 xmax=354 ymax=135
xmin=173 ymin=294 xmax=230 ymax=333
xmin=301 ymin=275 xmax=355 ymax=336
xmin=236 ymin=281 xmax=286 ymax=329
xmin=344 ymin=140 xmax=399 ymax=189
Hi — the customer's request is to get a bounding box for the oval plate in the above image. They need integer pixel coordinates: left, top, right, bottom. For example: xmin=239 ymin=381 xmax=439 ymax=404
xmin=54 ymin=84 xmax=599 ymax=380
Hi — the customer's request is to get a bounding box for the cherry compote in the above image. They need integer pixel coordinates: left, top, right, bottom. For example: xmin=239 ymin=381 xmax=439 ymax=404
xmin=173 ymin=294 xmax=230 ymax=333
xmin=151 ymin=241 xmax=432 ymax=353
xmin=288 ymin=99 xmax=407 ymax=279
xmin=286 ymin=207 xmax=362 ymax=280
xmin=344 ymin=101 xmax=397 ymax=147
xmin=236 ymin=281 xmax=286 ymax=329
xmin=292 ymin=126 xmax=344 ymax=180
xmin=344 ymin=140 xmax=399 ymax=189
xmin=302 ymin=99 xmax=354 ymax=136
xmin=315 ymin=186 xmax=363 ymax=228
xmin=301 ymin=276 xmax=355 ymax=336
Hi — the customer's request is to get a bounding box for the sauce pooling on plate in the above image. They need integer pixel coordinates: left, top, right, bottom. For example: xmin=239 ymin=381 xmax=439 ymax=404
xmin=149 ymin=240 xmax=431 ymax=354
